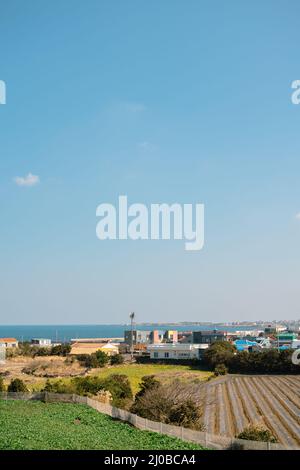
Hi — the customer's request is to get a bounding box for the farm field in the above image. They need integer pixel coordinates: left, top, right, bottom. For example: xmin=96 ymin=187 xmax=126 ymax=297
xmin=89 ymin=363 xmax=213 ymax=394
xmin=202 ymin=375 xmax=300 ymax=448
xmin=0 ymin=400 xmax=205 ymax=450
xmin=0 ymin=359 xmax=212 ymax=394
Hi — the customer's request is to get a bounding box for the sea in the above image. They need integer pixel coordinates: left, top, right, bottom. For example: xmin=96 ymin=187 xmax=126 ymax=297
xmin=0 ymin=324 xmax=260 ymax=343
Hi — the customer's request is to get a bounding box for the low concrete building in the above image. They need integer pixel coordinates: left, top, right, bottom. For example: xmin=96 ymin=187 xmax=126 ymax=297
xmin=70 ymin=342 xmax=119 ymax=356
xmin=0 ymin=338 xmax=18 ymax=348
xmin=192 ymin=330 xmax=226 ymax=344
xmin=276 ymin=332 xmax=297 ymax=346
xmin=147 ymin=343 xmax=208 ymax=360
xmin=31 ymin=338 xmax=52 ymax=347
xmin=163 ymin=330 xmax=178 ymax=343
xmin=124 ymin=330 xmax=151 ymax=345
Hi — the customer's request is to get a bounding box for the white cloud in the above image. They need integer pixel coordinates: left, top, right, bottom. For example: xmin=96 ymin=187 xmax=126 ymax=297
xmin=295 ymin=213 xmax=300 ymax=220
xmin=14 ymin=173 xmax=40 ymax=187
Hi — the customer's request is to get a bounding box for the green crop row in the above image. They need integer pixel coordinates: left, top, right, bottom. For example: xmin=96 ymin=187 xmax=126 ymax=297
xmin=0 ymin=400 xmax=204 ymax=450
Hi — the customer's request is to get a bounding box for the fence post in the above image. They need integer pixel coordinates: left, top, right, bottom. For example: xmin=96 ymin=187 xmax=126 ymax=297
xmin=181 ymin=427 xmax=184 ymax=440
xmin=267 ymin=441 xmax=271 ymax=450
xmin=44 ymin=391 xmax=48 ymax=403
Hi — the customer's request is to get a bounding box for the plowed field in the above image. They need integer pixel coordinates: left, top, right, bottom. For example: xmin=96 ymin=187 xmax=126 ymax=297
xmin=203 ymin=375 xmax=300 ymax=447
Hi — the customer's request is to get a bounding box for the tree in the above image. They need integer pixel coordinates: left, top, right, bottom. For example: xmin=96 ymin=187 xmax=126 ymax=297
xmin=103 ymin=374 xmax=133 ymax=408
xmin=135 ymin=375 xmax=160 ymax=400
xmin=8 ymin=378 xmax=28 ymax=392
xmin=110 ymin=354 xmax=124 ymax=365
xmin=94 ymin=350 xmax=109 ymax=367
xmin=51 ymin=344 xmax=71 ymax=356
xmin=204 ymin=341 xmax=236 ymax=369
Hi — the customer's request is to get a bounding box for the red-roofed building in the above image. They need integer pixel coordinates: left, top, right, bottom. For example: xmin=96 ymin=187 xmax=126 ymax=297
xmin=0 ymin=338 xmax=18 ymax=348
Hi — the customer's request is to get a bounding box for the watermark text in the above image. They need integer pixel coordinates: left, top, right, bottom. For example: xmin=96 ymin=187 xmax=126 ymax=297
xmin=96 ymin=196 xmax=204 ymax=251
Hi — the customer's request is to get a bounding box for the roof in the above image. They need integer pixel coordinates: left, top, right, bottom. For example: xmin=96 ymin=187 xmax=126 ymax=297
xmin=71 ymin=338 xmax=122 ymax=343
xmin=0 ymin=338 xmax=18 ymax=343
xmin=147 ymin=342 xmax=208 ymax=351
xmin=70 ymin=342 xmax=119 ymax=355
xmin=234 ymin=339 xmax=258 ymax=351
xmin=32 ymin=338 xmax=51 ymax=341
xmin=193 ymin=330 xmax=226 ymax=335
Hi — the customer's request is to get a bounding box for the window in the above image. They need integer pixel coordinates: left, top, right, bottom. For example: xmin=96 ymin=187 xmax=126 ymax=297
xmin=164 ymin=352 xmax=169 ymax=358
xmin=153 ymin=352 xmax=158 ymax=358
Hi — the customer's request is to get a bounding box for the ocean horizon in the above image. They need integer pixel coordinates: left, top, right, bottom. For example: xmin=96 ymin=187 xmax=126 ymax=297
xmin=0 ymin=324 xmax=261 ymax=342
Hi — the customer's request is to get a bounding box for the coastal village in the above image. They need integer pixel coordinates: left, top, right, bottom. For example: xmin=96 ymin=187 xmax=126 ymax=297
xmin=1 ymin=322 xmax=300 ymax=363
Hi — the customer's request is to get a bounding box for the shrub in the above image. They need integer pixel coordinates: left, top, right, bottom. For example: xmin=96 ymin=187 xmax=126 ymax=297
xmin=0 ymin=376 xmax=5 ymax=392
xmin=94 ymin=350 xmax=109 ymax=367
xmin=77 ymin=351 xmax=109 ymax=368
xmin=110 ymin=354 xmax=124 ymax=365
xmin=50 ymin=344 xmax=71 ymax=356
xmin=168 ymin=400 xmax=204 ymax=430
xmin=237 ymin=425 xmax=277 ymax=443
xmin=135 ymin=375 xmax=160 ymax=400
xmin=34 ymin=347 xmax=50 ymax=357
xmin=214 ymin=364 xmax=228 ymax=376
xmin=103 ymin=374 xmax=133 ymax=408
xmin=71 ymin=376 xmax=105 ymax=395
xmin=42 ymin=379 xmax=76 ymax=394
xmin=131 ymin=380 xmax=204 ymax=430
xmin=7 ymin=379 xmax=28 ymax=393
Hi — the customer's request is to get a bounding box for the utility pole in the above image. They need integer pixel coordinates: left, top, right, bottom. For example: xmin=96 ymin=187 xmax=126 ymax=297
xmin=130 ymin=312 xmax=135 ymax=361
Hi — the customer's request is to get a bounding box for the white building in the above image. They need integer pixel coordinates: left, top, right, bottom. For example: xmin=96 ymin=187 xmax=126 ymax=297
xmin=31 ymin=338 xmax=52 ymax=347
xmin=147 ymin=343 xmax=208 ymax=360
xmin=0 ymin=338 xmax=18 ymax=348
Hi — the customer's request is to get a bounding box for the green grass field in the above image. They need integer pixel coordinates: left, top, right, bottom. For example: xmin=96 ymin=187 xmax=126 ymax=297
xmin=90 ymin=363 xmax=213 ymax=394
xmin=0 ymin=400 xmax=205 ymax=450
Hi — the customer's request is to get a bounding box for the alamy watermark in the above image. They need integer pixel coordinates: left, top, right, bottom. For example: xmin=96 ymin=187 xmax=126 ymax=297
xmin=292 ymin=348 xmax=300 ymax=365
xmin=0 ymin=80 xmax=6 ymax=105
xmin=96 ymin=196 xmax=204 ymax=251
xmin=291 ymin=80 xmax=300 ymax=105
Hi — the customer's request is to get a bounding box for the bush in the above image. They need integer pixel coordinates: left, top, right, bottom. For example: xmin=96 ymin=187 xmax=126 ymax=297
xmin=0 ymin=376 xmax=5 ymax=392
xmin=50 ymin=344 xmax=71 ymax=356
xmin=34 ymin=347 xmax=50 ymax=357
xmin=237 ymin=425 xmax=277 ymax=443
xmin=42 ymin=374 xmax=133 ymax=409
xmin=71 ymin=376 xmax=105 ymax=395
xmin=77 ymin=351 xmax=109 ymax=368
xmin=110 ymin=354 xmax=124 ymax=365
xmin=135 ymin=375 xmax=160 ymax=400
xmin=42 ymin=379 xmax=76 ymax=394
xmin=228 ymin=349 xmax=298 ymax=374
xmin=131 ymin=380 xmax=204 ymax=430
xmin=103 ymin=374 xmax=133 ymax=408
xmin=7 ymin=379 xmax=28 ymax=393
xmin=94 ymin=350 xmax=109 ymax=367
xmin=168 ymin=400 xmax=203 ymax=429
xmin=214 ymin=364 xmax=228 ymax=376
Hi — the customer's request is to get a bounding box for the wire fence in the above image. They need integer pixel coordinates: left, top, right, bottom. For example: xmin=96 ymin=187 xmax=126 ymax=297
xmin=0 ymin=392 xmax=298 ymax=450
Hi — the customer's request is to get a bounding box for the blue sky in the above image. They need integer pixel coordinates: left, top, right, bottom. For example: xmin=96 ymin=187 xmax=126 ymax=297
xmin=0 ymin=0 xmax=300 ymax=324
